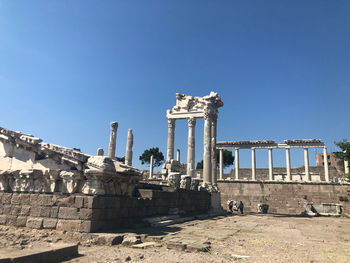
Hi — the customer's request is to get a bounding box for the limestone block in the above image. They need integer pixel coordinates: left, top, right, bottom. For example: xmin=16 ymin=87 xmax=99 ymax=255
xmin=81 ymin=171 xmax=106 ymax=195
xmin=0 ymin=171 xmax=9 ymax=191
xmin=167 ymin=172 xmax=181 ymax=188
xmin=43 ymin=218 xmax=58 ymax=229
xmin=180 ymin=175 xmax=191 ymax=190
xmin=15 ymin=216 xmax=27 ymax=227
xmin=26 ymin=217 xmax=43 ymax=229
xmin=58 ymin=207 xmax=80 ymax=220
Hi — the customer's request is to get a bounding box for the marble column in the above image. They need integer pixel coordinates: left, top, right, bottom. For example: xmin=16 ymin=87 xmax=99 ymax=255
xmin=203 ymin=113 xmax=212 ymax=184
xmin=251 ymin=148 xmax=256 ymax=180
xmin=345 ymin=160 xmax=350 ymax=174
xmin=187 ymin=117 xmax=196 ymax=177
xmin=304 ymin=148 xmax=310 ymax=181
xmin=286 ymin=148 xmax=291 ymax=181
xmin=125 ymin=129 xmax=133 ymax=166
xmin=323 ymin=147 xmax=329 ymax=182
xmin=268 ymin=148 xmax=273 ymax=181
xmin=149 ymin=155 xmax=154 ymax=179
xmin=176 ymin=149 xmax=180 ymax=162
xmin=211 ymin=116 xmax=217 ymax=185
xmin=219 ymin=149 xmax=223 ymax=180
xmin=235 ymin=149 xmax=239 ymax=180
xmin=108 ymin=122 xmax=118 ymax=158
xmin=166 ymin=119 xmax=175 ymax=160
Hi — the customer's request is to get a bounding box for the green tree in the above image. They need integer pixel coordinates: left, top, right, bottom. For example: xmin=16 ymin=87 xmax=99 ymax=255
xmin=196 ymin=150 xmax=234 ymax=169
xmin=334 ymin=139 xmax=350 ymax=181
xmin=139 ymin=147 xmax=165 ymax=167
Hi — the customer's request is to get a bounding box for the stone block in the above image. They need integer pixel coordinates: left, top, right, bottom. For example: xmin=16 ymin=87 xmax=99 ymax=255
xmin=10 ymin=206 xmax=21 ymax=216
xmin=3 ymin=205 xmax=11 ymax=214
xmin=30 ymin=206 xmax=51 ymax=217
xmin=19 ymin=193 xmax=31 ymax=205
xmin=56 ymin=195 xmax=75 ymax=207
xmin=6 ymin=215 xmax=17 ymax=226
xmin=58 ymin=207 xmax=79 ymax=220
xmin=0 ymin=215 xmax=6 ymax=224
xmin=79 ymin=208 xmax=92 ymax=220
xmin=2 ymin=193 xmax=12 ymax=204
xmin=29 ymin=194 xmax=39 ymax=205
xmin=56 ymin=219 xmax=83 ymax=232
xmin=37 ymin=194 xmax=55 ymax=206
xmin=26 ymin=217 xmax=43 ymax=229
xmin=15 ymin=216 xmax=27 ymax=227
xmin=50 ymin=207 xmax=59 ymax=218
xmin=11 ymin=193 xmax=21 ymax=205
xmin=43 ymin=218 xmax=58 ymax=229
xmin=20 ymin=206 xmax=31 ymax=216
xmin=75 ymin=196 xmax=84 ymax=208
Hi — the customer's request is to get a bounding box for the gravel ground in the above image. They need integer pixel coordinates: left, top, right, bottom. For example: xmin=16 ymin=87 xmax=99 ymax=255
xmin=1 ymin=214 xmax=350 ymax=263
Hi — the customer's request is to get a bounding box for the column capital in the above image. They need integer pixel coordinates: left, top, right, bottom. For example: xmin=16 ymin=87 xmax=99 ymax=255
xmin=167 ymin=118 xmax=175 ymax=128
xmin=188 ymin=117 xmax=196 ymax=127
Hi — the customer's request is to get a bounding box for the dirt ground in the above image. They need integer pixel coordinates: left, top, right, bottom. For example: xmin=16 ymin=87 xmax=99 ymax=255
xmin=1 ymin=214 xmax=350 ymax=263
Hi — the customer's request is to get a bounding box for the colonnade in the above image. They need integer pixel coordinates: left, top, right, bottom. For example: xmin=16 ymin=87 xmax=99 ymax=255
xmin=166 ymin=113 xmax=218 ymax=184
xmin=218 ymin=146 xmax=330 ymax=182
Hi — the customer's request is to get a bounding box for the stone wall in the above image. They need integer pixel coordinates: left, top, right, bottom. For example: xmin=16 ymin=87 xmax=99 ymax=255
xmin=218 ymin=181 xmax=350 ymax=215
xmin=0 ymin=189 xmax=210 ymax=232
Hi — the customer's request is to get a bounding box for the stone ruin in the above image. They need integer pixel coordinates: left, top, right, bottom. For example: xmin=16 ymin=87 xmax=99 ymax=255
xmin=0 ymin=125 xmax=141 ymax=196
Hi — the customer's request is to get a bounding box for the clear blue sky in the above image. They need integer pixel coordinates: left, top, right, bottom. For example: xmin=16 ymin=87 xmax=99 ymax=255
xmin=1 ymin=1 xmax=349 ymax=171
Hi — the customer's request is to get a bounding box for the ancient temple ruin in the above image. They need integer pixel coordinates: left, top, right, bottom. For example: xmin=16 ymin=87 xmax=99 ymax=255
xmin=162 ymin=92 xmax=223 ymax=187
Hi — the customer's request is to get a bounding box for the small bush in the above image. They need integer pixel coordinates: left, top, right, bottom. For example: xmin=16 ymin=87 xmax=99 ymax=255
xmin=339 ymin=196 xmax=349 ymax=202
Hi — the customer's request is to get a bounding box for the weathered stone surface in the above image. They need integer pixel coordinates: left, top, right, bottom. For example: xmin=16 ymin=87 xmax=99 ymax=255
xmin=26 ymin=217 xmax=43 ymax=229
xmin=58 ymin=207 xmax=80 ymax=220
xmin=43 ymin=218 xmax=58 ymax=229
xmin=122 ymin=235 xmax=142 ymax=246
xmin=132 ymin=242 xmax=161 ymax=249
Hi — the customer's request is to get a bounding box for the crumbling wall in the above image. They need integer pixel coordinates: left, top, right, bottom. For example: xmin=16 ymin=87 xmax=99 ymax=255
xmin=218 ymin=181 xmax=350 ymax=215
xmin=0 ymin=189 xmax=210 ymax=233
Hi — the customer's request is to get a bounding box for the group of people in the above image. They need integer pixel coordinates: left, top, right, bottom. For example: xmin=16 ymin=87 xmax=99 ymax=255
xmin=227 ymin=200 xmax=244 ymax=214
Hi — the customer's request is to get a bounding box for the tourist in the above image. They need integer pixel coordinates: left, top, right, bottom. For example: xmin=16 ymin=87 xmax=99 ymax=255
xmin=238 ymin=201 xmax=244 ymax=214
xmin=227 ymin=200 xmax=234 ymax=212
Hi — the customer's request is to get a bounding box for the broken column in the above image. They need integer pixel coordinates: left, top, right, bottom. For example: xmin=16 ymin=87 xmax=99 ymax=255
xmin=108 ymin=122 xmax=118 ymax=158
xmin=125 ymin=129 xmax=133 ymax=166
xmin=176 ymin=149 xmax=180 ymax=162
xmin=149 ymin=155 xmax=154 ymax=179
xmin=97 ymin=148 xmax=104 ymax=156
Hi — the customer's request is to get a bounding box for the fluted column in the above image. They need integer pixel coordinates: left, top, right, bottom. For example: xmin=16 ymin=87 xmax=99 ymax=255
xmin=251 ymin=148 xmax=256 ymax=180
xmin=268 ymin=148 xmax=273 ymax=181
xmin=219 ymin=149 xmax=223 ymax=180
xmin=149 ymin=155 xmax=154 ymax=179
xmin=235 ymin=148 xmax=239 ymax=180
xmin=286 ymin=148 xmax=291 ymax=181
xmin=211 ymin=116 xmax=217 ymax=185
xmin=108 ymin=122 xmax=118 ymax=158
xmin=323 ymin=147 xmax=329 ymax=182
xmin=187 ymin=117 xmax=196 ymax=177
xmin=304 ymin=148 xmax=310 ymax=181
xmin=125 ymin=129 xmax=133 ymax=166
xmin=203 ymin=113 xmax=212 ymax=184
xmin=166 ymin=119 xmax=175 ymax=160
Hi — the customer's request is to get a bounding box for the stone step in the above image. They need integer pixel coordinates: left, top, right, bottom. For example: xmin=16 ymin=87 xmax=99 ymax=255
xmin=143 ymin=215 xmax=180 ymax=224
xmin=150 ymin=216 xmax=195 ymax=227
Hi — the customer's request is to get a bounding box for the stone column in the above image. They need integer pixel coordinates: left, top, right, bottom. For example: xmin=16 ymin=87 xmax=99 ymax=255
xmin=108 ymin=122 xmax=118 ymax=158
xmin=166 ymin=119 xmax=175 ymax=160
xmin=251 ymin=148 xmax=256 ymax=180
xmin=125 ymin=129 xmax=133 ymax=166
xmin=149 ymin=155 xmax=154 ymax=179
xmin=235 ymin=148 xmax=239 ymax=180
xmin=176 ymin=149 xmax=180 ymax=162
xmin=268 ymin=148 xmax=273 ymax=181
xmin=304 ymin=148 xmax=310 ymax=181
xmin=187 ymin=117 xmax=196 ymax=177
xmin=323 ymin=147 xmax=329 ymax=182
xmin=211 ymin=116 xmax=217 ymax=185
xmin=286 ymin=148 xmax=291 ymax=181
xmin=219 ymin=149 xmax=223 ymax=180
xmin=345 ymin=160 xmax=350 ymax=174
xmin=203 ymin=112 xmax=212 ymax=184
